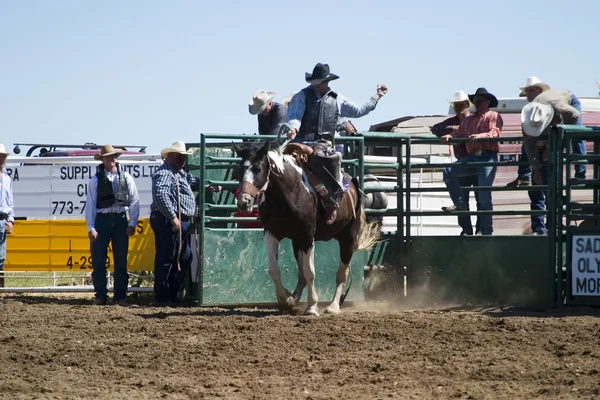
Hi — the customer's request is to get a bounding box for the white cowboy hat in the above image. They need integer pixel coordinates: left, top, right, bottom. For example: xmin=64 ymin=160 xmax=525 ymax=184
xmin=248 ymin=90 xmax=276 ymax=115
xmin=519 ymin=76 xmax=550 ymax=96
xmin=160 ymin=141 xmax=193 ymax=158
xmin=0 ymin=144 xmax=10 ymax=156
xmin=521 ymin=102 xmax=555 ymax=137
xmin=447 ymin=90 xmax=471 ymax=105
xmin=281 ymin=92 xmax=297 ymax=108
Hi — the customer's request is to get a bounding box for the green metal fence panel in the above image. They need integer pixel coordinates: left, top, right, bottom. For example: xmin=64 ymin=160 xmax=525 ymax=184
xmin=200 ymin=230 xmax=366 ymax=305
xmin=409 ymin=236 xmax=553 ymax=308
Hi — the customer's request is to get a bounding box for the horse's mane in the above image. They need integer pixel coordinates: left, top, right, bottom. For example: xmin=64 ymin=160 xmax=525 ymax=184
xmin=282 ymin=142 xmax=312 ymax=169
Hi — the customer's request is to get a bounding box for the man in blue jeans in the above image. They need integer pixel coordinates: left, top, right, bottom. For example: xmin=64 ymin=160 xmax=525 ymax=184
xmin=441 ymin=88 xmax=503 ymax=236
xmin=508 ymin=77 xmax=585 ymax=188
xmin=432 ymin=90 xmax=481 ymax=235
xmin=521 ymin=91 xmax=581 ymax=235
xmin=86 ymin=145 xmax=140 ymax=305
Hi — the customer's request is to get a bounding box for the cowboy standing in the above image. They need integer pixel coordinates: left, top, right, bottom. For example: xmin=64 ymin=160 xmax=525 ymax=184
xmin=85 ymin=145 xmax=140 ymax=305
xmin=441 ymin=88 xmax=503 ymax=236
xmin=286 ymin=62 xmax=388 ymax=224
xmin=507 ymin=77 xmax=585 ymax=187
xmin=150 ymin=141 xmax=200 ymax=304
xmin=521 ymin=90 xmax=581 ymax=235
xmin=0 ymin=144 xmax=14 ymax=288
xmin=249 ymin=90 xmax=288 ymax=135
xmin=432 ymin=90 xmax=481 ymax=236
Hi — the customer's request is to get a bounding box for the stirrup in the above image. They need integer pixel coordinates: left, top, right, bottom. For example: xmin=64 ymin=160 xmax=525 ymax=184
xmin=314 ymin=183 xmax=329 ymax=197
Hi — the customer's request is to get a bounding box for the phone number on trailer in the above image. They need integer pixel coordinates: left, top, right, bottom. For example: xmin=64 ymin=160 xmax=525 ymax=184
xmin=51 ymin=200 xmax=87 ymax=215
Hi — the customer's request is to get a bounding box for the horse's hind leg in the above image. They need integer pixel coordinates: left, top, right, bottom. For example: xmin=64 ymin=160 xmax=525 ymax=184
xmin=292 ymin=243 xmax=307 ymax=305
xmin=296 ymin=242 xmax=319 ymax=316
xmin=265 ymin=232 xmax=295 ymax=309
xmin=324 ymin=237 xmax=353 ymax=314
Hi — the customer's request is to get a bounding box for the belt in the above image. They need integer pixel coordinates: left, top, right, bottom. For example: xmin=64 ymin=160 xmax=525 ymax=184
xmin=473 ymin=149 xmax=497 ymax=156
xmin=151 ymin=210 xmax=194 ymax=223
xmin=0 ymin=213 xmax=7 ymax=221
xmin=96 ymin=211 xmax=126 ymax=216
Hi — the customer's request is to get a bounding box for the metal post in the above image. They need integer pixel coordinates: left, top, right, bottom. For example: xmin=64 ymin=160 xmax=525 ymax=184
xmin=404 ymin=137 xmax=412 ymax=297
xmin=197 ymin=134 xmax=207 ymax=306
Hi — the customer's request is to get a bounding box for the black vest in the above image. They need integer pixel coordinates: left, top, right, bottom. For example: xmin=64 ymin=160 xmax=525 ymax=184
xmin=298 ymin=87 xmax=339 ymax=141
xmin=96 ymin=164 xmax=129 ymax=209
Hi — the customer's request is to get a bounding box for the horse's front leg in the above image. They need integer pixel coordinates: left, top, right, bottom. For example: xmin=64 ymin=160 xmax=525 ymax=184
xmin=265 ymin=232 xmax=295 ymax=309
xmin=296 ymin=242 xmax=318 ymax=316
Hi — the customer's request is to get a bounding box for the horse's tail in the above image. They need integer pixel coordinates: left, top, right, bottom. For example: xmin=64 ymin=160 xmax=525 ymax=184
xmin=354 ymin=208 xmax=381 ymax=251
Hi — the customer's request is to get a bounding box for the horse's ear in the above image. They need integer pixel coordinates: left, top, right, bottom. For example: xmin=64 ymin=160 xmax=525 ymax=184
xmin=257 ymin=140 xmax=270 ymax=156
xmin=232 ymin=141 xmax=241 ymax=155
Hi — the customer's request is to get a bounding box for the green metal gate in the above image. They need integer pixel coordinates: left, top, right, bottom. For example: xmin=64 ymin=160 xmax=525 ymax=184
xmin=188 ymin=134 xmax=368 ymax=306
xmin=561 ymin=125 xmax=600 ymax=306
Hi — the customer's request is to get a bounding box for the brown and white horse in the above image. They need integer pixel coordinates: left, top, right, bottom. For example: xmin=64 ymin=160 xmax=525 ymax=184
xmin=233 ymin=140 xmax=379 ymax=316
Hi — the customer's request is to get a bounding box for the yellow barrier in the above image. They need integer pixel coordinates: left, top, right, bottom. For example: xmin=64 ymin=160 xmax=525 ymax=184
xmin=6 ymin=218 xmax=155 ymax=272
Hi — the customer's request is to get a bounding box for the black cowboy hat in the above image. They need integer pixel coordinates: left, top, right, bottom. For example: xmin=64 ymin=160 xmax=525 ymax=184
xmin=305 ymin=63 xmax=339 ymax=84
xmin=468 ymin=87 xmax=498 ymax=108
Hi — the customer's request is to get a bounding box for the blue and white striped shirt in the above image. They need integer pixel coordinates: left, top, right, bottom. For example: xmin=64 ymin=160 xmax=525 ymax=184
xmin=151 ymin=161 xmax=200 ymax=220
xmin=0 ymin=170 xmax=14 ymax=233
xmin=287 ymin=86 xmax=379 ymax=131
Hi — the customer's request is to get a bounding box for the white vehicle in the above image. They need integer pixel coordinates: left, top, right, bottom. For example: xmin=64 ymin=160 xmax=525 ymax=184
xmin=5 ymin=144 xmax=161 ymax=275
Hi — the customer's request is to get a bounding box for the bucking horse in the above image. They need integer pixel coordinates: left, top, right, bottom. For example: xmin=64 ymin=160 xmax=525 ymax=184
xmin=233 ymin=134 xmax=380 ymax=316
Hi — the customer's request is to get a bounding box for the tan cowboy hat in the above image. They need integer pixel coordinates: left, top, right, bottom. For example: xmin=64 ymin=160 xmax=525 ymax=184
xmin=249 ymin=90 xmax=276 ymax=115
xmin=94 ymin=144 xmax=123 ymax=160
xmin=521 ymin=102 xmax=555 ymax=138
xmin=160 ymin=141 xmax=193 ymax=159
xmin=446 ymin=90 xmax=471 ymax=105
xmin=519 ymin=76 xmax=550 ymax=97
xmin=281 ymin=92 xmax=297 ymax=107
xmin=0 ymin=144 xmax=10 ymax=156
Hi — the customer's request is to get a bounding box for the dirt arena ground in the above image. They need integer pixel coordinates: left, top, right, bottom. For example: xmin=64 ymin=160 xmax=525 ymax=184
xmin=0 ymin=295 xmax=599 ymax=400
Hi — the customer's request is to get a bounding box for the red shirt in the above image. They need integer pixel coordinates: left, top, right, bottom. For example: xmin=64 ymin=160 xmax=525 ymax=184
xmin=234 ymin=189 xmax=262 ymax=228
xmin=452 ymin=110 xmax=503 ymax=154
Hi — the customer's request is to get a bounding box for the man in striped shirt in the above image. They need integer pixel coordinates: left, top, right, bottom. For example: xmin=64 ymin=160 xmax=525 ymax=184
xmin=440 ymin=88 xmax=503 ymax=236
xmin=150 ymin=141 xmax=200 ymax=304
xmin=0 ymin=144 xmax=14 ymax=288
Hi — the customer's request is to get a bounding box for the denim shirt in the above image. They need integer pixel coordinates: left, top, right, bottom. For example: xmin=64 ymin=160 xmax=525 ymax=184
xmin=0 ymin=170 xmax=15 ymax=234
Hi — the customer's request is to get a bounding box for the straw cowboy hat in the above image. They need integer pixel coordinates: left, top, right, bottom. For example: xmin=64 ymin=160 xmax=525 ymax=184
xmin=447 ymin=90 xmax=471 ymax=105
xmin=160 ymin=141 xmax=193 ymax=159
xmin=519 ymin=76 xmax=550 ymax=97
xmin=468 ymin=87 xmax=499 ymax=108
xmin=305 ymin=63 xmax=339 ymax=84
xmin=249 ymin=90 xmax=276 ymax=115
xmin=0 ymin=144 xmax=10 ymax=156
xmin=521 ymin=102 xmax=555 ymax=137
xmin=281 ymin=92 xmax=297 ymax=107
xmin=94 ymin=144 xmax=123 ymax=160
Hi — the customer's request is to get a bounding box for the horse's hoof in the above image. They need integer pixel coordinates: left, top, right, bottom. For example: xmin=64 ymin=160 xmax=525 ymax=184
xmin=324 ymin=305 xmax=340 ymax=314
xmin=304 ymin=308 xmax=320 ymax=317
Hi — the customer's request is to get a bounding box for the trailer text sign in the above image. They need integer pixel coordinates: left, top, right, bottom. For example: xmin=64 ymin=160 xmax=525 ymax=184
xmin=571 ymin=235 xmax=600 ymax=296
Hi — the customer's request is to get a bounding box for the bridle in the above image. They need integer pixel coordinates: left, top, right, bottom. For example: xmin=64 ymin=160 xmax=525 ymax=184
xmin=238 ymin=156 xmax=275 ymax=201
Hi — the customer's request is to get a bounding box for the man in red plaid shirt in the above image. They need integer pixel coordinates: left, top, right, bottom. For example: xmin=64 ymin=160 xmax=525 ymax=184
xmin=440 ymin=88 xmax=503 ymax=235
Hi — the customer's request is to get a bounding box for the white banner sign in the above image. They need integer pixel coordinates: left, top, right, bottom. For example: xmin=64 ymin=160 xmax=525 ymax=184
xmin=6 ymin=161 xmax=162 ymax=220
xmin=571 ymin=235 xmax=600 ymax=296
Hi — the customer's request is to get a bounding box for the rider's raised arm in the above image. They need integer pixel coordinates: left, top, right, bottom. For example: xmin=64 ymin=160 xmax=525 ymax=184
xmin=286 ymin=90 xmax=307 ymax=131
xmin=338 ymin=94 xmax=378 ymax=119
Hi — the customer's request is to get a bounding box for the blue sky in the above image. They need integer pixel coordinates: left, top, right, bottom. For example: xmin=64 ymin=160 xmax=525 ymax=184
xmin=2 ymin=0 xmax=599 ymax=154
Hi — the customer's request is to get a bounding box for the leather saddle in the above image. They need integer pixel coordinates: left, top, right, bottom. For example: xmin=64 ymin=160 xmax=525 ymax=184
xmin=284 ymin=142 xmax=345 ymax=201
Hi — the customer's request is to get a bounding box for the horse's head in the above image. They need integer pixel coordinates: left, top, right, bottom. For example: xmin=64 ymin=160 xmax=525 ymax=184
xmin=232 ymin=140 xmax=271 ymax=213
